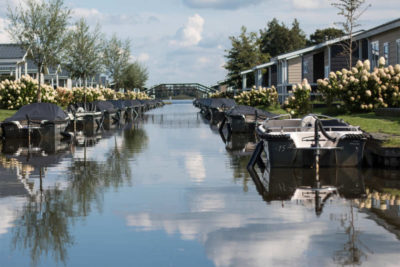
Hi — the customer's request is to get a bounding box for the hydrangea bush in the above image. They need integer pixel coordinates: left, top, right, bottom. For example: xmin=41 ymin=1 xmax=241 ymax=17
xmin=0 ymin=75 xmax=57 ymax=109
xmin=125 ymin=91 xmax=151 ymax=100
xmin=210 ymin=91 xmax=235 ymax=99
xmin=234 ymin=86 xmax=278 ymax=107
xmin=56 ymin=87 xmax=74 ymax=107
xmin=317 ymin=58 xmax=400 ymax=112
xmin=283 ymin=79 xmax=312 ymax=117
xmin=0 ymin=75 xmax=152 ymax=109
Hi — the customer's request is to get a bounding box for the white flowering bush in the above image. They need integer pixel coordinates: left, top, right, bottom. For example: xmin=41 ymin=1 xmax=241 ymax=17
xmin=283 ymin=79 xmax=312 ymax=117
xmin=0 ymin=75 xmax=153 ymax=109
xmin=318 ymin=58 xmax=400 ymax=112
xmin=0 ymin=75 xmax=57 ymax=109
xmin=210 ymin=91 xmax=234 ymax=99
xmin=125 ymin=91 xmax=151 ymax=100
xmin=71 ymin=87 xmax=105 ymax=103
xmin=234 ymin=86 xmax=278 ymax=107
xmin=100 ymin=88 xmax=117 ymax=100
xmin=56 ymin=87 xmax=74 ymax=107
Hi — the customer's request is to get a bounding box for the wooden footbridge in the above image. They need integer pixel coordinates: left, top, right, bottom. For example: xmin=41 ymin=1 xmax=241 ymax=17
xmin=146 ymin=83 xmax=216 ymax=99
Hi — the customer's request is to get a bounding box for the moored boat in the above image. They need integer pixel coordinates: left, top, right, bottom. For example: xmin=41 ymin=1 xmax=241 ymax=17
xmin=255 ymin=114 xmax=367 ymax=167
xmin=1 ymin=103 xmax=70 ymax=140
xmin=67 ymin=102 xmax=103 ymax=135
xmin=92 ymin=101 xmax=119 ymax=130
xmin=224 ymin=105 xmax=276 ymax=133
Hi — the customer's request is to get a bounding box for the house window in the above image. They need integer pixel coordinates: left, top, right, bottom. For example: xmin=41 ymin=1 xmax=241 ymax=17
xmin=397 ymin=39 xmax=400 ymax=64
xmin=303 ymin=59 xmax=309 ymax=75
xmin=371 ymin=41 xmax=379 ymax=69
xmin=383 ymin=42 xmax=389 ymax=66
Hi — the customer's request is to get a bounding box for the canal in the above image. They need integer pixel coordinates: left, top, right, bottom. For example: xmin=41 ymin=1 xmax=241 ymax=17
xmin=1 ymin=100 xmax=400 ymax=266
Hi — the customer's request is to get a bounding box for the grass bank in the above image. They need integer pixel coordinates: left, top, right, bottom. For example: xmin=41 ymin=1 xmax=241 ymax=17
xmin=0 ymin=109 xmax=16 ymax=122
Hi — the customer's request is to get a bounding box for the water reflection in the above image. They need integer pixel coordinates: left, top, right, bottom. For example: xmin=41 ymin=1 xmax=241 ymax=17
xmin=2 ymin=103 xmax=400 ymax=267
xmin=0 ymin=126 xmax=149 ymax=266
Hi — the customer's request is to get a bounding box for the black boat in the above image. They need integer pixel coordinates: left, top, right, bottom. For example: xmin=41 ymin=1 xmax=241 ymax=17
xmin=67 ymin=102 xmax=103 ymax=135
xmin=92 ymin=101 xmax=119 ymax=130
xmin=223 ymin=105 xmax=276 ymax=133
xmin=1 ymin=103 xmax=70 ymax=139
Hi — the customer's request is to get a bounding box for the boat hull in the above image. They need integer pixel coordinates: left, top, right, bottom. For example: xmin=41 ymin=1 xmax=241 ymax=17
xmin=226 ymin=115 xmax=256 ymax=133
xmin=262 ymin=135 xmax=366 ymax=168
xmin=1 ymin=121 xmax=69 ymax=140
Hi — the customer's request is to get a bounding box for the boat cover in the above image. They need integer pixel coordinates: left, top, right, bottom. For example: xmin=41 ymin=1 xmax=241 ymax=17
xmin=209 ymin=98 xmax=236 ymax=109
xmin=226 ymin=105 xmax=276 ymax=118
xmin=4 ymin=103 xmax=69 ymax=123
xmin=67 ymin=102 xmax=97 ymax=113
xmin=92 ymin=101 xmax=117 ymax=112
xmin=124 ymin=100 xmax=142 ymax=107
xmin=108 ymin=100 xmax=129 ymax=109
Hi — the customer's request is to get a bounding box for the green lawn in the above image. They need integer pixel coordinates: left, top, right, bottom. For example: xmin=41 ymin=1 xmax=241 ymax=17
xmin=313 ymin=108 xmax=400 ymax=147
xmin=0 ymin=109 xmax=16 ymax=122
xmin=336 ymin=113 xmax=400 ymax=147
xmin=257 ymin=105 xmax=288 ymax=114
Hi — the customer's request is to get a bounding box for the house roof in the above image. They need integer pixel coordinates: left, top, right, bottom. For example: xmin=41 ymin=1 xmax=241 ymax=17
xmin=355 ymin=18 xmax=400 ymax=40
xmin=0 ymin=44 xmax=26 ymax=60
xmin=240 ymin=17 xmax=400 ymax=76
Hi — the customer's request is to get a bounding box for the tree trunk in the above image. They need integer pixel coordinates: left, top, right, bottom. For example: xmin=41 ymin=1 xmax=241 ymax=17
xmin=37 ymin=65 xmax=42 ymax=103
xmin=84 ymin=75 xmax=87 ymax=105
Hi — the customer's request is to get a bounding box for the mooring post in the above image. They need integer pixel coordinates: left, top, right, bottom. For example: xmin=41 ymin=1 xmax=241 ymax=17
xmin=73 ymin=110 xmax=77 ymax=135
xmin=314 ymin=119 xmax=321 ymax=188
xmin=26 ymin=114 xmax=31 ymax=148
xmin=247 ymin=140 xmax=265 ymax=171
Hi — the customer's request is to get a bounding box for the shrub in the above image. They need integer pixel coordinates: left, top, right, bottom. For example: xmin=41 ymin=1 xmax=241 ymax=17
xmin=125 ymin=91 xmax=151 ymax=100
xmin=0 ymin=75 xmax=153 ymax=109
xmin=71 ymin=87 xmax=105 ymax=103
xmin=56 ymin=87 xmax=74 ymax=107
xmin=210 ymin=91 xmax=234 ymax=99
xmin=234 ymin=86 xmax=278 ymax=107
xmin=283 ymin=79 xmax=311 ymax=117
xmin=0 ymin=75 xmax=57 ymax=109
xmin=317 ymin=58 xmax=400 ymax=112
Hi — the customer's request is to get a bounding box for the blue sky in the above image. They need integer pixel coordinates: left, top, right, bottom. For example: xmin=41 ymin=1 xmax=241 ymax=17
xmin=0 ymin=0 xmax=399 ymax=87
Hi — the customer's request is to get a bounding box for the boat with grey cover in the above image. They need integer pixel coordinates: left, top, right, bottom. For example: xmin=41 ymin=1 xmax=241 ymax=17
xmin=1 ymin=103 xmax=70 ymax=139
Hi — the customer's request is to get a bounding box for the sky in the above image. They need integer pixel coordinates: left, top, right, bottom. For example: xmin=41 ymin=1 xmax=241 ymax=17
xmin=0 ymin=0 xmax=399 ymax=87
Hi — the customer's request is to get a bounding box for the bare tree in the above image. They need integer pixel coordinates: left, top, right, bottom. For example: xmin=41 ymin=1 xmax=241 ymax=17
xmin=332 ymin=0 xmax=370 ymax=68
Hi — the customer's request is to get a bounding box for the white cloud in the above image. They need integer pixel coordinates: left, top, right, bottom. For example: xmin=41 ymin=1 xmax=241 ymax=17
xmin=0 ymin=17 xmax=11 ymax=43
xmin=72 ymin=8 xmax=103 ymax=19
xmin=197 ymin=56 xmax=210 ymax=65
xmin=137 ymin=53 xmax=150 ymax=62
xmin=292 ymin=0 xmax=320 ymax=9
xmin=170 ymin=14 xmax=204 ymax=47
xmin=183 ymin=0 xmax=265 ymax=10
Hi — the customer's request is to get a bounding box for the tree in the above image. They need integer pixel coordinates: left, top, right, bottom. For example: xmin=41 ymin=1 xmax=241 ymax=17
xmin=224 ymin=26 xmax=269 ymax=88
xmin=7 ymin=0 xmax=71 ymax=102
xmin=308 ymin=28 xmax=345 ymax=45
xmin=121 ymin=62 xmax=148 ymax=91
xmin=64 ymin=19 xmax=103 ymax=90
xmin=259 ymin=18 xmax=307 ymax=57
xmin=332 ymin=0 xmax=370 ymax=68
xmin=103 ymin=35 xmax=131 ymax=90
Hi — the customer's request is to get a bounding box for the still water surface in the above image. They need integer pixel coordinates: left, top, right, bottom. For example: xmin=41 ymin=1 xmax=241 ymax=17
xmin=1 ymin=101 xmax=400 ymax=266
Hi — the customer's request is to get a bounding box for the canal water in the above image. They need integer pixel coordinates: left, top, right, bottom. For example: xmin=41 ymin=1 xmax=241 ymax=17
xmin=1 ymin=101 xmax=400 ymax=266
